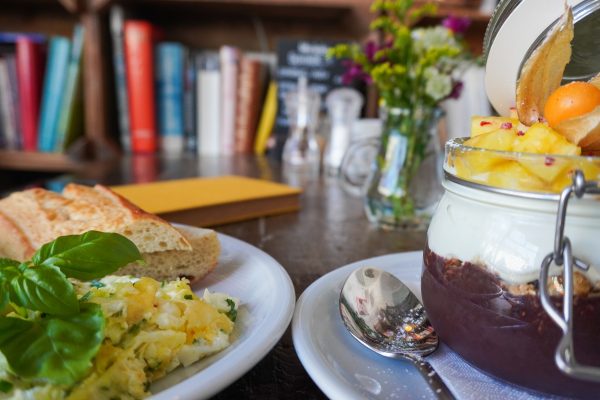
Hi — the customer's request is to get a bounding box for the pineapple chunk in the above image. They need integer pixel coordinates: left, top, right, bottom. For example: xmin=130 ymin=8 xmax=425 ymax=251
xmin=513 ymin=123 xmax=580 ymax=155
xmin=486 ymin=162 xmax=546 ymax=192
xmin=551 ymin=159 xmax=600 ymax=192
xmin=519 ymin=155 xmax=571 ymax=183
xmin=462 ymin=128 xmax=517 ymax=173
xmin=471 ymin=116 xmax=519 ymax=137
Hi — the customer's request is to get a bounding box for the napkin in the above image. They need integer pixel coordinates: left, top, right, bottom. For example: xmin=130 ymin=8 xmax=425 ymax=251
xmin=428 ymin=344 xmax=568 ymax=400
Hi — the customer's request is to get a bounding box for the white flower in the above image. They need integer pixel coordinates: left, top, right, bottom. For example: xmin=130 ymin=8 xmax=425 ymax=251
xmin=412 ymin=26 xmax=459 ymax=54
xmin=423 ymin=67 xmax=452 ymax=101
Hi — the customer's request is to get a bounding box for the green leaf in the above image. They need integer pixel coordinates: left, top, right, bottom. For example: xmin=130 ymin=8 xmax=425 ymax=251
xmin=0 ymin=302 xmax=105 ymax=386
xmin=32 ymin=231 xmax=143 ymax=281
xmin=9 ymin=265 xmax=79 ymax=316
xmin=225 ymin=298 xmax=237 ymax=322
xmin=0 ymin=380 xmax=12 ymax=393
xmin=0 ymin=259 xmax=19 ymax=269
xmin=0 ymin=267 xmax=19 ymax=312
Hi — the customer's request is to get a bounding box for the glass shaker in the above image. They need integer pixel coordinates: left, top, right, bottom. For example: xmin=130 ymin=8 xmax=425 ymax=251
xmin=323 ymin=87 xmax=363 ymax=176
xmin=282 ymin=76 xmax=321 ymax=184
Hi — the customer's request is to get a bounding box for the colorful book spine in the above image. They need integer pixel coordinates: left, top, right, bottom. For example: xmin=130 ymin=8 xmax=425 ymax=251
xmin=219 ymin=46 xmax=240 ymax=155
xmin=155 ymin=42 xmax=185 ymax=155
xmin=38 ymin=36 xmax=71 ymax=152
xmin=55 ymin=25 xmax=84 ymax=152
xmin=235 ymin=57 xmax=263 ymax=154
xmin=110 ymin=5 xmax=131 ymax=152
xmin=0 ymin=57 xmax=19 ymax=150
xmin=16 ymin=38 xmax=44 ymax=152
xmin=254 ymin=81 xmax=278 ymax=155
xmin=184 ymin=50 xmax=196 ymax=153
xmin=196 ymin=52 xmax=221 ymax=156
xmin=6 ymin=55 xmax=22 ymax=149
xmin=124 ymin=20 xmax=157 ymax=154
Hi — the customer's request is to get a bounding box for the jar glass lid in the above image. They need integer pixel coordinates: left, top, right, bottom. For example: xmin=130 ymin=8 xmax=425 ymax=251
xmin=483 ymin=0 xmax=600 ymax=116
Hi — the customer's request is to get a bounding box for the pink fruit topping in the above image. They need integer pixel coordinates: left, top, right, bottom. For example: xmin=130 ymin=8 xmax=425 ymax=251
xmin=544 ymin=157 xmax=555 ymax=166
xmin=501 ymin=122 xmax=513 ymax=129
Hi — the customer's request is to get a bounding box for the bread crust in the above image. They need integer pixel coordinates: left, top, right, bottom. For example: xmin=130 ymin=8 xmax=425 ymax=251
xmin=0 ymin=184 xmax=218 ymax=283
xmin=0 ymin=210 xmax=35 ymax=260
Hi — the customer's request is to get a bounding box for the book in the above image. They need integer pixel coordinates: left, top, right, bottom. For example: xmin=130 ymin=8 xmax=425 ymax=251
xmin=0 ymin=57 xmax=20 ymax=150
xmin=219 ymin=46 xmax=240 ymax=155
xmin=254 ymin=80 xmax=278 ymax=155
xmin=124 ymin=20 xmax=157 ymax=153
xmin=155 ymin=42 xmax=185 ymax=155
xmin=110 ymin=176 xmax=301 ymax=227
xmin=110 ymin=5 xmax=131 ymax=152
xmin=196 ymin=52 xmax=221 ymax=157
xmin=16 ymin=37 xmax=45 ymax=152
xmin=38 ymin=36 xmax=71 ymax=152
xmin=5 ymin=55 xmax=21 ymax=149
xmin=55 ymin=25 xmax=84 ymax=152
xmin=234 ymin=57 xmax=264 ymax=154
xmin=183 ymin=49 xmax=196 ymax=153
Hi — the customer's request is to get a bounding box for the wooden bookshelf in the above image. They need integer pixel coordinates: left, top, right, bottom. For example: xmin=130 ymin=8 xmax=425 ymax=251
xmin=0 ymin=150 xmax=83 ymax=172
xmin=0 ymin=0 xmax=491 ymax=172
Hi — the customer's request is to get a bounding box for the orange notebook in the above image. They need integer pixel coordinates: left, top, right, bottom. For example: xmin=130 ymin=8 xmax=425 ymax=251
xmin=111 ymin=176 xmax=301 ymax=227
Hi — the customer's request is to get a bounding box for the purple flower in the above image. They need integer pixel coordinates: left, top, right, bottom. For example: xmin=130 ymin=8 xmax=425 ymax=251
xmin=442 ymin=16 xmax=471 ymax=34
xmin=364 ymin=41 xmax=378 ymax=62
xmin=447 ymin=80 xmax=463 ymax=100
xmin=341 ymin=60 xmax=372 ymax=85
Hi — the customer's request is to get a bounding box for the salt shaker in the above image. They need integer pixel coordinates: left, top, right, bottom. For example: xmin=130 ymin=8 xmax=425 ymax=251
xmin=282 ymin=76 xmax=321 ymax=184
xmin=323 ymin=88 xmax=363 ymax=176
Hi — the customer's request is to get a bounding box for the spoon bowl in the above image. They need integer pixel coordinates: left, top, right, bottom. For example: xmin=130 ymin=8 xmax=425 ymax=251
xmin=339 ymin=266 xmax=454 ymax=399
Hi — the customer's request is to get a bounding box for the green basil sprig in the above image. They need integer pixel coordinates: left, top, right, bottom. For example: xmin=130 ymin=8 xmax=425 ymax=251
xmin=0 ymin=231 xmax=143 ymax=386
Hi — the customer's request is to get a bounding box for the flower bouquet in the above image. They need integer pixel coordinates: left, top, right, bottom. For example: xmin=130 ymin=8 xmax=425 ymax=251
xmin=329 ymin=0 xmax=472 ymax=229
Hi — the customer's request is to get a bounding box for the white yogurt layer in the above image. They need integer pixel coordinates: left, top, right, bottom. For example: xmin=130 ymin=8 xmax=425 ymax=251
xmin=428 ymin=179 xmax=600 ymax=284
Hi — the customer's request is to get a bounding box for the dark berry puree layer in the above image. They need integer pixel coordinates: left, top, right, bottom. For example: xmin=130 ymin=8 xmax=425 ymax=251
xmin=421 ymin=245 xmax=600 ymax=399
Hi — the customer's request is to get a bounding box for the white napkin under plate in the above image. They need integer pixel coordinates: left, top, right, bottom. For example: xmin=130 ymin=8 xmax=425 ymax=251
xmin=428 ymin=344 xmax=569 ymax=400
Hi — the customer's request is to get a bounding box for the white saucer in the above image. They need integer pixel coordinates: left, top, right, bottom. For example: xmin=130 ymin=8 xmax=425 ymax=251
xmin=292 ymin=252 xmax=558 ymax=400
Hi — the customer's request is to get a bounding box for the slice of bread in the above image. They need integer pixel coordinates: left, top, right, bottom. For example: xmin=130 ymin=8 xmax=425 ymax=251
xmin=119 ymin=225 xmax=220 ymax=284
xmin=0 ymin=184 xmax=219 ymax=283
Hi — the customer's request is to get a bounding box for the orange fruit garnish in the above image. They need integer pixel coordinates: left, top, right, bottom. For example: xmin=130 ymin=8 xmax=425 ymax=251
xmin=544 ymin=82 xmax=600 ymax=127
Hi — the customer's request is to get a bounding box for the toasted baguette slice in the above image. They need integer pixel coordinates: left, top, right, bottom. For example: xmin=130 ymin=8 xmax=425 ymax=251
xmin=0 ymin=185 xmax=219 ymax=284
xmin=0 ymin=184 xmax=191 ymax=257
xmin=119 ymin=225 xmax=220 ymax=284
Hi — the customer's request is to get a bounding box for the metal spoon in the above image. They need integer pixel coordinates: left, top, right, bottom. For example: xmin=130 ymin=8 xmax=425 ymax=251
xmin=339 ymin=266 xmax=454 ymax=399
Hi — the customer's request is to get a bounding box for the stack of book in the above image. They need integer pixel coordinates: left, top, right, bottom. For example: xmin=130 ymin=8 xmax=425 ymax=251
xmin=0 ymin=27 xmax=84 ymax=154
xmin=111 ymin=7 xmax=277 ymax=156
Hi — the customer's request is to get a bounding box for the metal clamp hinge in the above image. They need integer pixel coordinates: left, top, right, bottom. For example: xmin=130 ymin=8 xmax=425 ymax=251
xmin=539 ymin=170 xmax=600 ymax=382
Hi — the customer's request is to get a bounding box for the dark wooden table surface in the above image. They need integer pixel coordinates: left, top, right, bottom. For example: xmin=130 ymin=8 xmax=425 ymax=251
xmin=8 ymin=154 xmax=428 ymax=399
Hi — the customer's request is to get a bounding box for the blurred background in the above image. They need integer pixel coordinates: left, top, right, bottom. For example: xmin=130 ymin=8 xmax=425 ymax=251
xmin=0 ymin=0 xmax=499 ymax=191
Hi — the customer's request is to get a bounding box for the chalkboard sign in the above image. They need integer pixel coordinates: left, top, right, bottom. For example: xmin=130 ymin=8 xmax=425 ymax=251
xmin=274 ymin=39 xmax=347 ymax=145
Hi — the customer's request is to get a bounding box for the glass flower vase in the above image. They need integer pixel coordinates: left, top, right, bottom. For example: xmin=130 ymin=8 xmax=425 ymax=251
xmin=364 ymin=105 xmax=444 ymax=230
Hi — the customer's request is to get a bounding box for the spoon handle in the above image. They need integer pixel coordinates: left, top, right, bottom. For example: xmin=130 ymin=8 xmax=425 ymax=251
xmin=414 ymin=359 xmax=455 ymax=400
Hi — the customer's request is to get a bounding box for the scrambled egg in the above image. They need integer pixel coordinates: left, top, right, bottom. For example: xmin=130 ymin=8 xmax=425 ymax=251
xmin=0 ymin=276 xmax=238 ymax=400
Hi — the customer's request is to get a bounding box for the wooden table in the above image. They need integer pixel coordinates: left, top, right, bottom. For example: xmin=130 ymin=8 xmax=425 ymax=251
xmin=20 ymin=153 xmax=428 ymax=399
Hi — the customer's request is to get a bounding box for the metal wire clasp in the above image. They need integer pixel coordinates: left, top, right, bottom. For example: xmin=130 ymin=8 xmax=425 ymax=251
xmin=539 ymin=170 xmax=600 ymax=382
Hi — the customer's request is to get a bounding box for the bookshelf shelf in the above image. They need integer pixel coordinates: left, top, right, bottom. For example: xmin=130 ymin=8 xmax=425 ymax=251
xmin=0 ymin=150 xmax=83 ymax=172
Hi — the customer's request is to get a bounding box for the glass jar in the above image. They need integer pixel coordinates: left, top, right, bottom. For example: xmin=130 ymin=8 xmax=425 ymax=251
xmin=422 ymin=140 xmax=600 ymax=398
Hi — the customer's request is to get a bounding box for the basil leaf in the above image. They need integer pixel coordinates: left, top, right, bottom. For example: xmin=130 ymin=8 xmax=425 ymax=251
xmin=32 ymin=231 xmax=143 ymax=281
xmin=9 ymin=265 xmax=79 ymax=316
xmin=0 ymin=267 xmax=18 ymax=311
xmin=0 ymin=302 xmax=105 ymax=385
xmin=0 ymin=259 xmax=19 ymax=269
xmin=0 ymin=380 xmax=12 ymax=393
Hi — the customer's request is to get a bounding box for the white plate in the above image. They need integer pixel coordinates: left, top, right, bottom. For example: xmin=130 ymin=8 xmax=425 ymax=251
xmin=149 ymin=229 xmax=296 ymax=399
xmin=293 ymin=251 xmax=436 ymax=400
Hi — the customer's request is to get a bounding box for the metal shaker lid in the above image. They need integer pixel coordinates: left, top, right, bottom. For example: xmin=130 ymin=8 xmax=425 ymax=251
xmin=483 ymin=0 xmax=600 ymax=116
